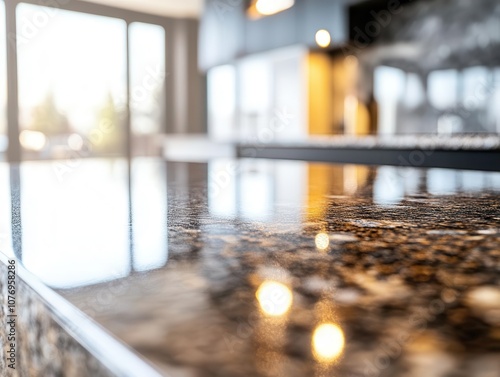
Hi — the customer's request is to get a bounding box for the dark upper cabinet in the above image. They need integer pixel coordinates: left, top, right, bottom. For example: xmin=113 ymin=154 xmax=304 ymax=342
xmin=296 ymin=0 xmax=348 ymax=47
xmin=244 ymin=5 xmax=298 ymax=54
xmin=198 ymin=0 xmax=246 ymax=70
xmin=199 ymin=0 xmax=353 ymax=70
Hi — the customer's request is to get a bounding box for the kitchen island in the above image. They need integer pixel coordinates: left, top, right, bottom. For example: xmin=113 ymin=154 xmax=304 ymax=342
xmin=1 ymin=157 xmax=499 ymax=377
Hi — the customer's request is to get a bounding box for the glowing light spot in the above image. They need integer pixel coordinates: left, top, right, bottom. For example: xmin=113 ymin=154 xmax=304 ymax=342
xmin=315 ymin=233 xmax=330 ymax=251
xmin=19 ymin=130 xmax=46 ymax=151
xmin=315 ymin=29 xmax=331 ymax=48
xmin=312 ymin=323 xmax=345 ymax=362
xmin=256 ymin=281 xmax=293 ymax=317
xmin=68 ymin=133 xmax=84 ymax=151
xmin=255 ymin=0 xmax=295 ymax=16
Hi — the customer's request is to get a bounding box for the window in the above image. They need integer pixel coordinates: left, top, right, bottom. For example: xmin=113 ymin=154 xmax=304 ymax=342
xmin=129 ymin=22 xmax=166 ymax=155
xmin=428 ymin=69 xmax=458 ymax=110
xmin=207 ymin=65 xmax=236 ymax=141
xmin=16 ymin=4 xmax=127 ymax=159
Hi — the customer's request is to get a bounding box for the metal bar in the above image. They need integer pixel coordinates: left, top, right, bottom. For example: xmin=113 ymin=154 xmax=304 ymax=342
xmin=5 ymin=0 xmax=21 ymax=163
xmin=126 ymin=20 xmax=135 ymax=271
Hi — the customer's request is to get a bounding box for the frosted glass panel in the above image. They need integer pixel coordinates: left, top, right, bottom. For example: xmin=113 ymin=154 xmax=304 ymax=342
xmin=428 ymin=69 xmax=458 ymax=110
xmin=207 ymin=65 xmax=236 ymax=141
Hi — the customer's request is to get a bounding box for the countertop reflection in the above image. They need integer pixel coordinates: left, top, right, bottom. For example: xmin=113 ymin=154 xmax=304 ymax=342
xmin=1 ymin=158 xmax=500 ymax=377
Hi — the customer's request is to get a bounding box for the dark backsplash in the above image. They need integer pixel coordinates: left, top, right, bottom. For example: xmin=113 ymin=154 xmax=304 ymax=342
xmin=358 ymin=0 xmax=500 ymax=134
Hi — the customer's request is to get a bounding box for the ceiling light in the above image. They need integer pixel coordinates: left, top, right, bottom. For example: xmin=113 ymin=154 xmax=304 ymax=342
xmin=255 ymin=0 xmax=295 ymax=16
xmin=315 ymin=29 xmax=331 ymax=48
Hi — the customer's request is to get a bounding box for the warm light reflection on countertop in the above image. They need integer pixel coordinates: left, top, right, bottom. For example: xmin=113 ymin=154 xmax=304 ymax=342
xmin=4 ymin=157 xmax=500 ymax=377
xmin=312 ymin=323 xmax=345 ymax=363
xmin=315 ymin=232 xmax=330 ymax=251
xmin=256 ymin=281 xmax=293 ymax=317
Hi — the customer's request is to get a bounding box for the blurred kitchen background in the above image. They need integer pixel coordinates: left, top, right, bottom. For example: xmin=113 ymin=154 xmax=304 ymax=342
xmin=1 ymin=0 xmax=499 ymax=163
xmin=2 ymin=0 xmax=499 ymax=275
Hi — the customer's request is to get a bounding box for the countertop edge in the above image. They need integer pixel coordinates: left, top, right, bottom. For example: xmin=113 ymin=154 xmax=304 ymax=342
xmin=0 ymin=251 xmax=164 ymax=377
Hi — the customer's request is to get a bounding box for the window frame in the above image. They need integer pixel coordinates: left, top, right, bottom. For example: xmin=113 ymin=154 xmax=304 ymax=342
xmin=3 ymin=0 xmax=174 ymax=162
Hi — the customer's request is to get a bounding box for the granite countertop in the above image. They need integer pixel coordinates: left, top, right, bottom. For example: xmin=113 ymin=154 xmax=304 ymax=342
xmin=2 ymin=158 xmax=500 ymax=377
xmin=238 ymin=134 xmax=500 ymax=150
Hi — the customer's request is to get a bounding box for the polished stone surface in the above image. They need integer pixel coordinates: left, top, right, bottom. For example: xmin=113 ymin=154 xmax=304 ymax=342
xmin=240 ymin=134 xmax=500 ymax=150
xmin=1 ymin=158 xmax=500 ymax=377
xmin=0 ymin=259 xmax=115 ymax=377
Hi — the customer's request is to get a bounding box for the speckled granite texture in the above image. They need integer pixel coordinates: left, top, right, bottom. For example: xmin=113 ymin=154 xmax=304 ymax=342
xmin=240 ymin=134 xmax=500 ymax=150
xmin=0 ymin=260 xmax=114 ymax=377
xmin=45 ymin=159 xmax=500 ymax=377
